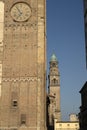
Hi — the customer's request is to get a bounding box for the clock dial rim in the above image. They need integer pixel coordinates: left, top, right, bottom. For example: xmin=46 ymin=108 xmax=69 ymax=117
xmin=10 ymin=2 xmax=31 ymax=22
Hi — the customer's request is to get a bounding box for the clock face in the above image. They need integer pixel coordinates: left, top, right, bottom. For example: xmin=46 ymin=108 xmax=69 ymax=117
xmin=11 ymin=2 xmax=31 ymax=22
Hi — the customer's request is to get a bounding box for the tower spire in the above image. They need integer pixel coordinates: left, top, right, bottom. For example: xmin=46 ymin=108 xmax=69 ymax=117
xmin=50 ymin=53 xmax=58 ymax=62
xmin=48 ymin=54 xmax=61 ymax=129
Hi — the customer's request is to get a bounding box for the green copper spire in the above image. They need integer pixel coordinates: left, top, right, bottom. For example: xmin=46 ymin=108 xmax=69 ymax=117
xmin=50 ymin=54 xmax=58 ymax=62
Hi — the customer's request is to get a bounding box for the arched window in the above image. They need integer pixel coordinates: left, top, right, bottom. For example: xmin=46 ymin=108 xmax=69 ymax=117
xmin=53 ymin=79 xmax=56 ymax=84
xmin=52 ymin=78 xmax=58 ymax=86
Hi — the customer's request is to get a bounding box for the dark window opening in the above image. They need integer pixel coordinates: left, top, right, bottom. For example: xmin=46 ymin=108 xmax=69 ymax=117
xmin=21 ymin=114 xmax=26 ymax=125
xmin=13 ymin=100 xmax=18 ymax=107
xmin=52 ymin=79 xmax=58 ymax=86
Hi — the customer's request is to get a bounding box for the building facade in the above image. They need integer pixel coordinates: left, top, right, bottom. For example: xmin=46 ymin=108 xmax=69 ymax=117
xmin=83 ymin=0 xmax=87 ymax=67
xmin=55 ymin=114 xmax=79 ymax=130
xmin=54 ymin=119 xmax=79 ymax=130
xmin=47 ymin=54 xmax=61 ymax=130
xmin=0 ymin=0 xmax=47 ymax=130
xmin=79 ymin=1 xmax=87 ymax=129
xmin=79 ymin=82 xmax=87 ymax=130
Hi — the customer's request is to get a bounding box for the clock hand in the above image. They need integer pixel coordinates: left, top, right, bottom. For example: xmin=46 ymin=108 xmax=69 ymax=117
xmin=16 ymin=6 xmax=22 ymax=14
xmin=17 ymin=12 xmax=23 ymax=19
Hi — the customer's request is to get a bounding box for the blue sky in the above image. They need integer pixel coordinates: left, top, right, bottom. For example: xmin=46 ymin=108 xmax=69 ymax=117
xmin=47 ymin=0 xmax=87 ymax=120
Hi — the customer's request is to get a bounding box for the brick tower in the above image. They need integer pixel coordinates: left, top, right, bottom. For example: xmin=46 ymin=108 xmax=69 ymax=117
xmin=48 ymin=54 xmax=61 ymax=129
xmin=0 ymin=0 xmax=47 ymax=130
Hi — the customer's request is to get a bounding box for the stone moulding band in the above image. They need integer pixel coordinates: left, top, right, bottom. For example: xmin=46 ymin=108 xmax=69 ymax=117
xmin=2 ymin=77 xmax=41 ymax=82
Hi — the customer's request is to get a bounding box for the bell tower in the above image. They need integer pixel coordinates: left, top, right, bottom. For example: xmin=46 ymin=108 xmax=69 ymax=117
xmin=0 ymin=0 xmax=47 ymax=130
xmin=48 ymin=54 xmax=61 ymax=128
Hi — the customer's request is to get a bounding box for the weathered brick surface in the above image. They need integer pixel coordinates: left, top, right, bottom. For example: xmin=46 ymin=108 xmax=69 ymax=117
xmin=0 ymin=0 xmax=47 ymax=130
